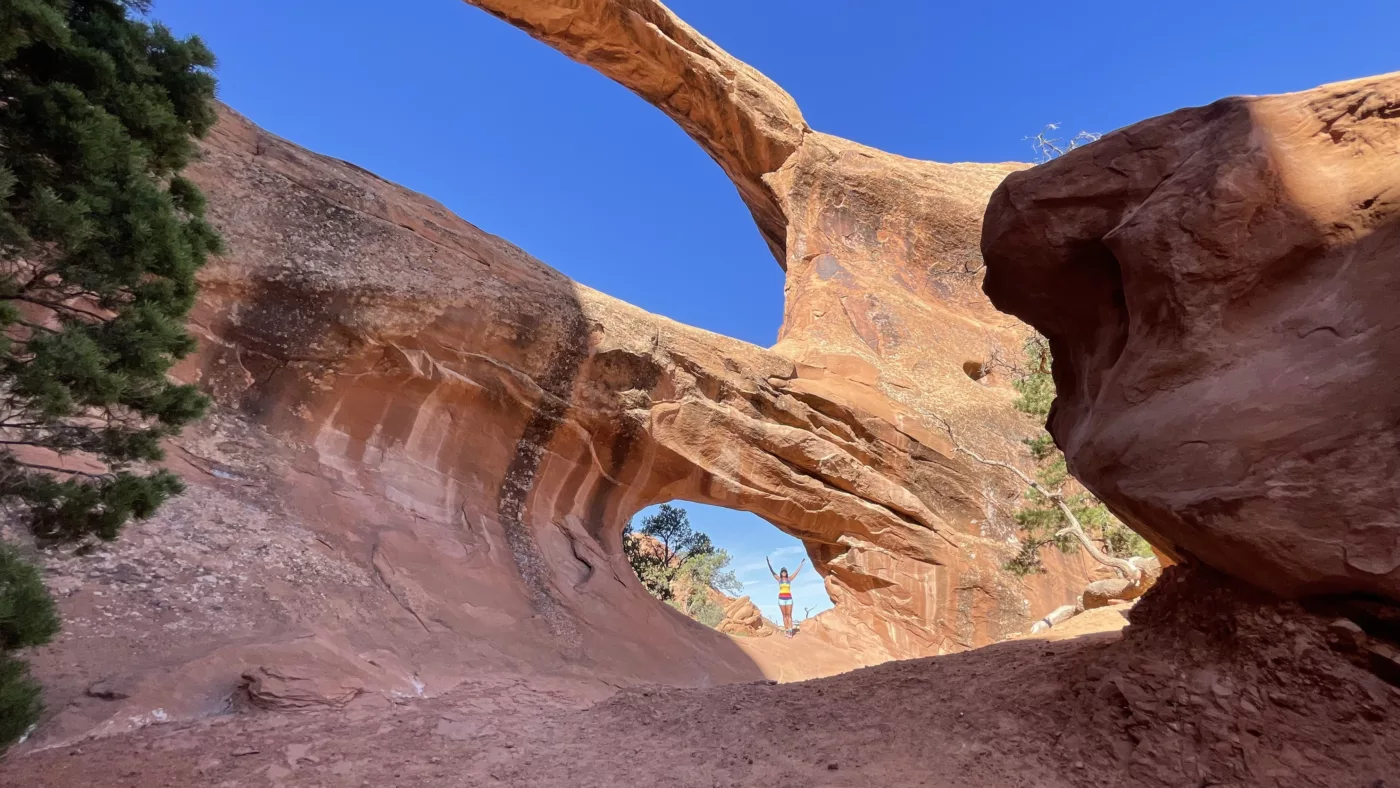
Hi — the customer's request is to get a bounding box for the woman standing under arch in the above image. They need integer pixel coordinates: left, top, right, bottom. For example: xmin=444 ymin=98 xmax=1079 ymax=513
xmin=767 ymin=556 xmax=806 ymax=637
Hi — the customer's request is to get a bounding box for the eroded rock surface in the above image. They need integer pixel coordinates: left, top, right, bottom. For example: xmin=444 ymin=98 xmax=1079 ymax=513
xmin=983 ymin=72 xmax=1400 ymax=601
xmin=11 ymin=567 xmax=1398 ymax=788
xmin=446 ymin=0 xmax=1094 ymax=644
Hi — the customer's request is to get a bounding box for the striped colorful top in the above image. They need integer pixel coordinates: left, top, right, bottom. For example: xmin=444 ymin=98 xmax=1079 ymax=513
xmin=778 ymin=581 xmax=792 ymax=601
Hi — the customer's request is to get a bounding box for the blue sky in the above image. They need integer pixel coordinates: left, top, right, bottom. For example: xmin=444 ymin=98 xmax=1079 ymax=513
xmin=152 ymin=0 xmax=1400 ymax=350
xmin=149 ymin=1 xmax=1400 ymax=622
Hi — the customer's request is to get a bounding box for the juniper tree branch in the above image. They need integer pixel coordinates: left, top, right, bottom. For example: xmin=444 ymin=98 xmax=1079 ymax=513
xmin=4 ymin=458 xmax=110 ymax=480
xmin=1053 ymin=521 xmax=1141 ymax=583
xmin=932 ymin=416 xmax=1141 ymax=583
xmin=11 ymin=295 xmax=108 ymax=322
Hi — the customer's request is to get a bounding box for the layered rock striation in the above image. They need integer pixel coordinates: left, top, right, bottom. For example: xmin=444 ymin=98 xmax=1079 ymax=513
xmin=444 ymin=0 xmax=1095 ymax=651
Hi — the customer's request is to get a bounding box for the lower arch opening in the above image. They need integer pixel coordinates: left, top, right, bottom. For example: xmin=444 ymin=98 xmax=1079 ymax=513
xmin=623 ymin=500 xmax=834 ymax=640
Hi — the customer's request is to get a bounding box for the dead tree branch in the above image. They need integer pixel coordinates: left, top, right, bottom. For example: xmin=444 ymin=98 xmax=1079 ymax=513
xmin=1026 ymin=123 xmax=1103 ymax=163
xmin=1030 ymin=604 xmax=1081 ymax=635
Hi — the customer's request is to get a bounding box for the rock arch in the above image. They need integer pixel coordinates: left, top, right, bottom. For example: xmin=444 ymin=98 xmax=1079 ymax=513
xmin=22 ymin=2 xmax=1113 ymax=745
xmin=178 ymin=0 xmax=1100 ymax=675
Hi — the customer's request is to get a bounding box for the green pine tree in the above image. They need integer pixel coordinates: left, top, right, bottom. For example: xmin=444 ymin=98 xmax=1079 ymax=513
xmin=0 ymin=0 xmax=218 ymax=747
xmin=622 ymin=503 xmax=743 ymax=629
xmin=1005 ymin=335 xmax=1152 ymax=575
xmin=0 ymin=543 xmax=59 ymax=746
xmin=622 ymin=503 xmax=715 ymax=600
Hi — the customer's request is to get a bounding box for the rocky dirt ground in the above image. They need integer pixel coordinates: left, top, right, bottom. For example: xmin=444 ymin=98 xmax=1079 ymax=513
xmin=5 ymin=567 xmax=1397 ymax=788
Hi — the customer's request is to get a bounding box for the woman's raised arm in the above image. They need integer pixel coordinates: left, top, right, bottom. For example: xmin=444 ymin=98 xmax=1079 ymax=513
xmin=790 ymin=558 xmax=807 ymax=580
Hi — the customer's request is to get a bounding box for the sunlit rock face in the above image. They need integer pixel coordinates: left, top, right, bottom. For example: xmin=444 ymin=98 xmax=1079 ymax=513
xmin=439 ymin=0 xmax=1100 ymax=651
xmin=983 ymin=72 xmax=1400 ymax=601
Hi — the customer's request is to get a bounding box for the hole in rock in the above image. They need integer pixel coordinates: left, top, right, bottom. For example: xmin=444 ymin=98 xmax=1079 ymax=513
xmin=624 ymin=501 xmax=833 ymax=635
xmin=962 ymin=360 xmax=988 ymax=381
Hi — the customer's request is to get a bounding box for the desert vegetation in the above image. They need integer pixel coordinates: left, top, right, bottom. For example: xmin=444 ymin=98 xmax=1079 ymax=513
xmin=622 ymin=503 xmax=743 ymax=628
xmin=0 ymin=0 xmax=217 ymax=746
xmin=1001 ymin=334 xmax=1152 ymax=576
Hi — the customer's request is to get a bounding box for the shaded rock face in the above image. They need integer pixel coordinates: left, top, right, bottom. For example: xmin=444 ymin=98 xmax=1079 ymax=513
xmin=982 ymin=72 xmax=1400 ymax=602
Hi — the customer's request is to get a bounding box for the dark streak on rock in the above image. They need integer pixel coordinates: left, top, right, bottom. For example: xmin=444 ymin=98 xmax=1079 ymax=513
xmin=496 ymin=303 xmax=590 ymax=649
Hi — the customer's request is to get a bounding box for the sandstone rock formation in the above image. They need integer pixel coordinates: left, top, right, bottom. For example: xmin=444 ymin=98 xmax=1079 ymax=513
xmin=446 ymin=0 xmax=1096 ymax=648
xmin=982 ymin=72 xmax=1400 ymax=602
xmin=183 ymin=102 xmax=1079 ymax=664
xmin=715 ymin=596 xmax=777 ymax=638
xmin=19 ymin=0 xmax=1111 ymax=746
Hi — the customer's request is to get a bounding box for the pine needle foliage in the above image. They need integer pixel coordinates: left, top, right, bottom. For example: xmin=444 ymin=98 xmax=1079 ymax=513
xmin=0 ymin=0 xmax=218 ymax=748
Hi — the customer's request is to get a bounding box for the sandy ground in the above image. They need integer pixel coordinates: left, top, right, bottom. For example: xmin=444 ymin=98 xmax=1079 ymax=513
xmin=1 ymin=610 xmax=1135 ymax=788
xmin=4 ymin=580 xmax=1398 ymax=788
xmin=733 ymin=624 xmax=876 ymax=682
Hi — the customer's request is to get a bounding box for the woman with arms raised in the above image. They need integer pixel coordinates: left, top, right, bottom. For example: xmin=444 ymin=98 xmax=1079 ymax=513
xmin=767 ymin=556 xmax=806 ymax=637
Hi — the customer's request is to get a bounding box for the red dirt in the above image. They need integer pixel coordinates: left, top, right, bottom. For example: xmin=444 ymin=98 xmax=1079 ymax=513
xmin=4 ymin=566 xmax=1397 ymax=787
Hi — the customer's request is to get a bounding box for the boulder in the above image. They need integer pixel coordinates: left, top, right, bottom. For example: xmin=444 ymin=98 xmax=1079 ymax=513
xmin=982 ymin=72 xmax=1400 ymax=601
xmin=715 ymin=596 xmax=777 ymax=638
